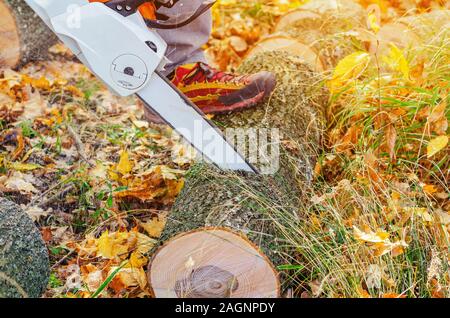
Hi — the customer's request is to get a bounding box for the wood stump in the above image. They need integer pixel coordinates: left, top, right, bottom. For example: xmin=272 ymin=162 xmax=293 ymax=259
xmin=0 ymin=0 xmax=58 ymax=69
xmin=149 ymin=228 xmax=280 ymax=298
xmin=0 ymin=198 xmax=49 ymax=297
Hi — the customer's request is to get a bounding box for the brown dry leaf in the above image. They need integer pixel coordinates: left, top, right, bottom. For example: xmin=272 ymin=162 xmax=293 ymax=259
xmin=18 ymin=87 xmax=48 ymax=121
xmin=427 ymin=101 xmax=448 ymax=135
xmin=335 ymin=125 xmax=362 ymax=153
xmin=84 ymin=269 xmax=103 ymax=291
xmin=366 ymin=264 xmax=383 ymax=289
xmin=3 ymin=171 xmax=38 ymax=193
xmin=24 ymin=205 xmax=49 ymax=221
xmin=114 ymin=166 xmax=184 ymax=204
xmin=385 ymin=123 xmax=397 ymax=161
xmin=11 ymin=131 xmax=25 ymax=161
xmin=109 ymin=267 xmax=147 ymax=291
xmin=40 ymin=227 xmax=53 ymax=243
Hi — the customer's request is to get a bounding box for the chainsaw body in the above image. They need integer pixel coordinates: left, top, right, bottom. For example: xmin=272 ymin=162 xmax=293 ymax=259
xmin=26 ymin=0 xmax=167 ymax=96
xmin=25 ymin=0 xmax=258 ymax=173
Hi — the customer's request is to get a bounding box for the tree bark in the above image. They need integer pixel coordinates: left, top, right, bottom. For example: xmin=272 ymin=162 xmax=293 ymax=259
xmin=0 ymin=0 xmax=58 ymax=69
xmin=0 ymin=197 xmax=49 ymax=298
xmin=149 ymin=51 xmax=328 ymax=293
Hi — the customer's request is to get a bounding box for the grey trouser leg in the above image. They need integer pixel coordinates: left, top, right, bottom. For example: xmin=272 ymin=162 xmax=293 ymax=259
xmin=156 ymin=0 xmax=212 ymax=75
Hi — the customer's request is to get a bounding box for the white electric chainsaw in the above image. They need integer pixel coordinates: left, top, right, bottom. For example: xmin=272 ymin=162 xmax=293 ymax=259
xmin=25 ymin=0 xmax=258 ymax=173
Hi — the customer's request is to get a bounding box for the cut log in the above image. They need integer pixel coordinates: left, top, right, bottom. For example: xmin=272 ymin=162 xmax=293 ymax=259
xmin=301 ymin=0 xmax=364 ymax=16
xmin=0 ymin=0 xmax=58 ymax=69
xmin=369 ymin=23 xmax=420 ymax=56
xmin=271 ymin=0 xmax=366 ymax=69
xmin=397 ymin=10 xmax=450 ymax=40
xmin=148 ymin=228 xmax=280 ymax=298
xmin=0 ymin=197 xmax=49 ymax=297
xmin=274 ymin=9 xmax=321 ymax=33
xmin=369 ymin=10 xmax=450 ymax=56
xmin=149 ymin=51 xmax=328 ymax=297
xmin=246 ymin=35 xmax=324 ymax=72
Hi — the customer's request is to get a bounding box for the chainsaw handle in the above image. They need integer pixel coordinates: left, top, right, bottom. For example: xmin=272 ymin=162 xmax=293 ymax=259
xmin=144 ymin=0 xmax=215 ymax=29
xmin=103 ymin=0 xmax=215 ymax=29
xmin=104 ymin=0 xmax=151 ymax=17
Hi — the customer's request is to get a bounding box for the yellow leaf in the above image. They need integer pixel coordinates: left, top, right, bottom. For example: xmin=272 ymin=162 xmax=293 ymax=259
xmin=140 ymin=215 xmax=167 ymax=238
xmin=403 ymin=207 xmax=433 ymax=223
xmin=117 ymin=150 xmax=133 ymax=175
xmin=129 ymin=251 xmax=148 ymax=268
xmin=382 ymin=43 xmax=409 ymax=80
xmin=135 ymin=232 xmax=156 ymax=254
xmin=354 ymin=226 xmax=408 ymax=257
xmin=97 ymin=231 xmax=113 ymax=259
xmin=328 ymin=52 xmax=371 ymax=92
xmin=367 ymin=12 xmax=380 ymax=33
xmin=9 ymin=162 xmax=42 ymax=171
xmin=427 ymin=136 xmax=448 ymax=158
xmin=97 ymin=231 xmax=130 ymax=259
xmin=353 ymin=226 xmax=389 ymax=243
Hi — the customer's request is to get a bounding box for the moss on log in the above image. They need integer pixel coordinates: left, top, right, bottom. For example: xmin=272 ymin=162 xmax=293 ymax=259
xmin=158 ymin=51 xmax=327 ymax=273
xmin=0 ymin=198 xmax=49 ymax=298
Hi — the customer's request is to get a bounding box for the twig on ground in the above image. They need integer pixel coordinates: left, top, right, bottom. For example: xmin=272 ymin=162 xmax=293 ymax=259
xmin=67 ymin=124 xmax=93 ymax=167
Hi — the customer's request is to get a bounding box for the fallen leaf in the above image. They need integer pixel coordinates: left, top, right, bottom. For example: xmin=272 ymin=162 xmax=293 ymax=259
xmin=382 ymin=43 xmax=410 ymax=80
xmin=427 ymin=136 xmax=448 ymax=158
xmin=11 ymin=131 xmax=25 ymax=161
xmin=109 ymin=267 xmax=147 ymax=291
xmin=9 ymin=162 xmax=42 ymax=171
xmin=354 ymin=226 xmax=389 ymax=243
xmin=97 ymin=230 xmax=130 ymax=259
xmin=4 ymin=171 xmax=38 ymax=193
xmin=354 ymin=226 xmax=408 ymax=257
xmin=381 ymin=293 xmax=406 ymax=298
xmin=140 ymin=214 xmax=167 ymax=238
xmin=366 ymin=264 xmax=383 ymax=289
xmin=329 ymin=51 xmax=371 ymax=92
xmin=117 ymin=150 xmax=133 ymax=175
xmin=385 ymin=123 xmax=397 ymax=161
xmin=24 ymin=205 xmax=49 ymax=221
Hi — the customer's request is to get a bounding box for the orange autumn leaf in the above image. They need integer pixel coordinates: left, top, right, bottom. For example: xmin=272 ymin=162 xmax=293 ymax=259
xmin=140 ymin=214 xmax=167 ymax=238
xmin=381 ymin=293 xmax=407 ymax=298
xmin=12 ymin=130 xmax=25 ymax=161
